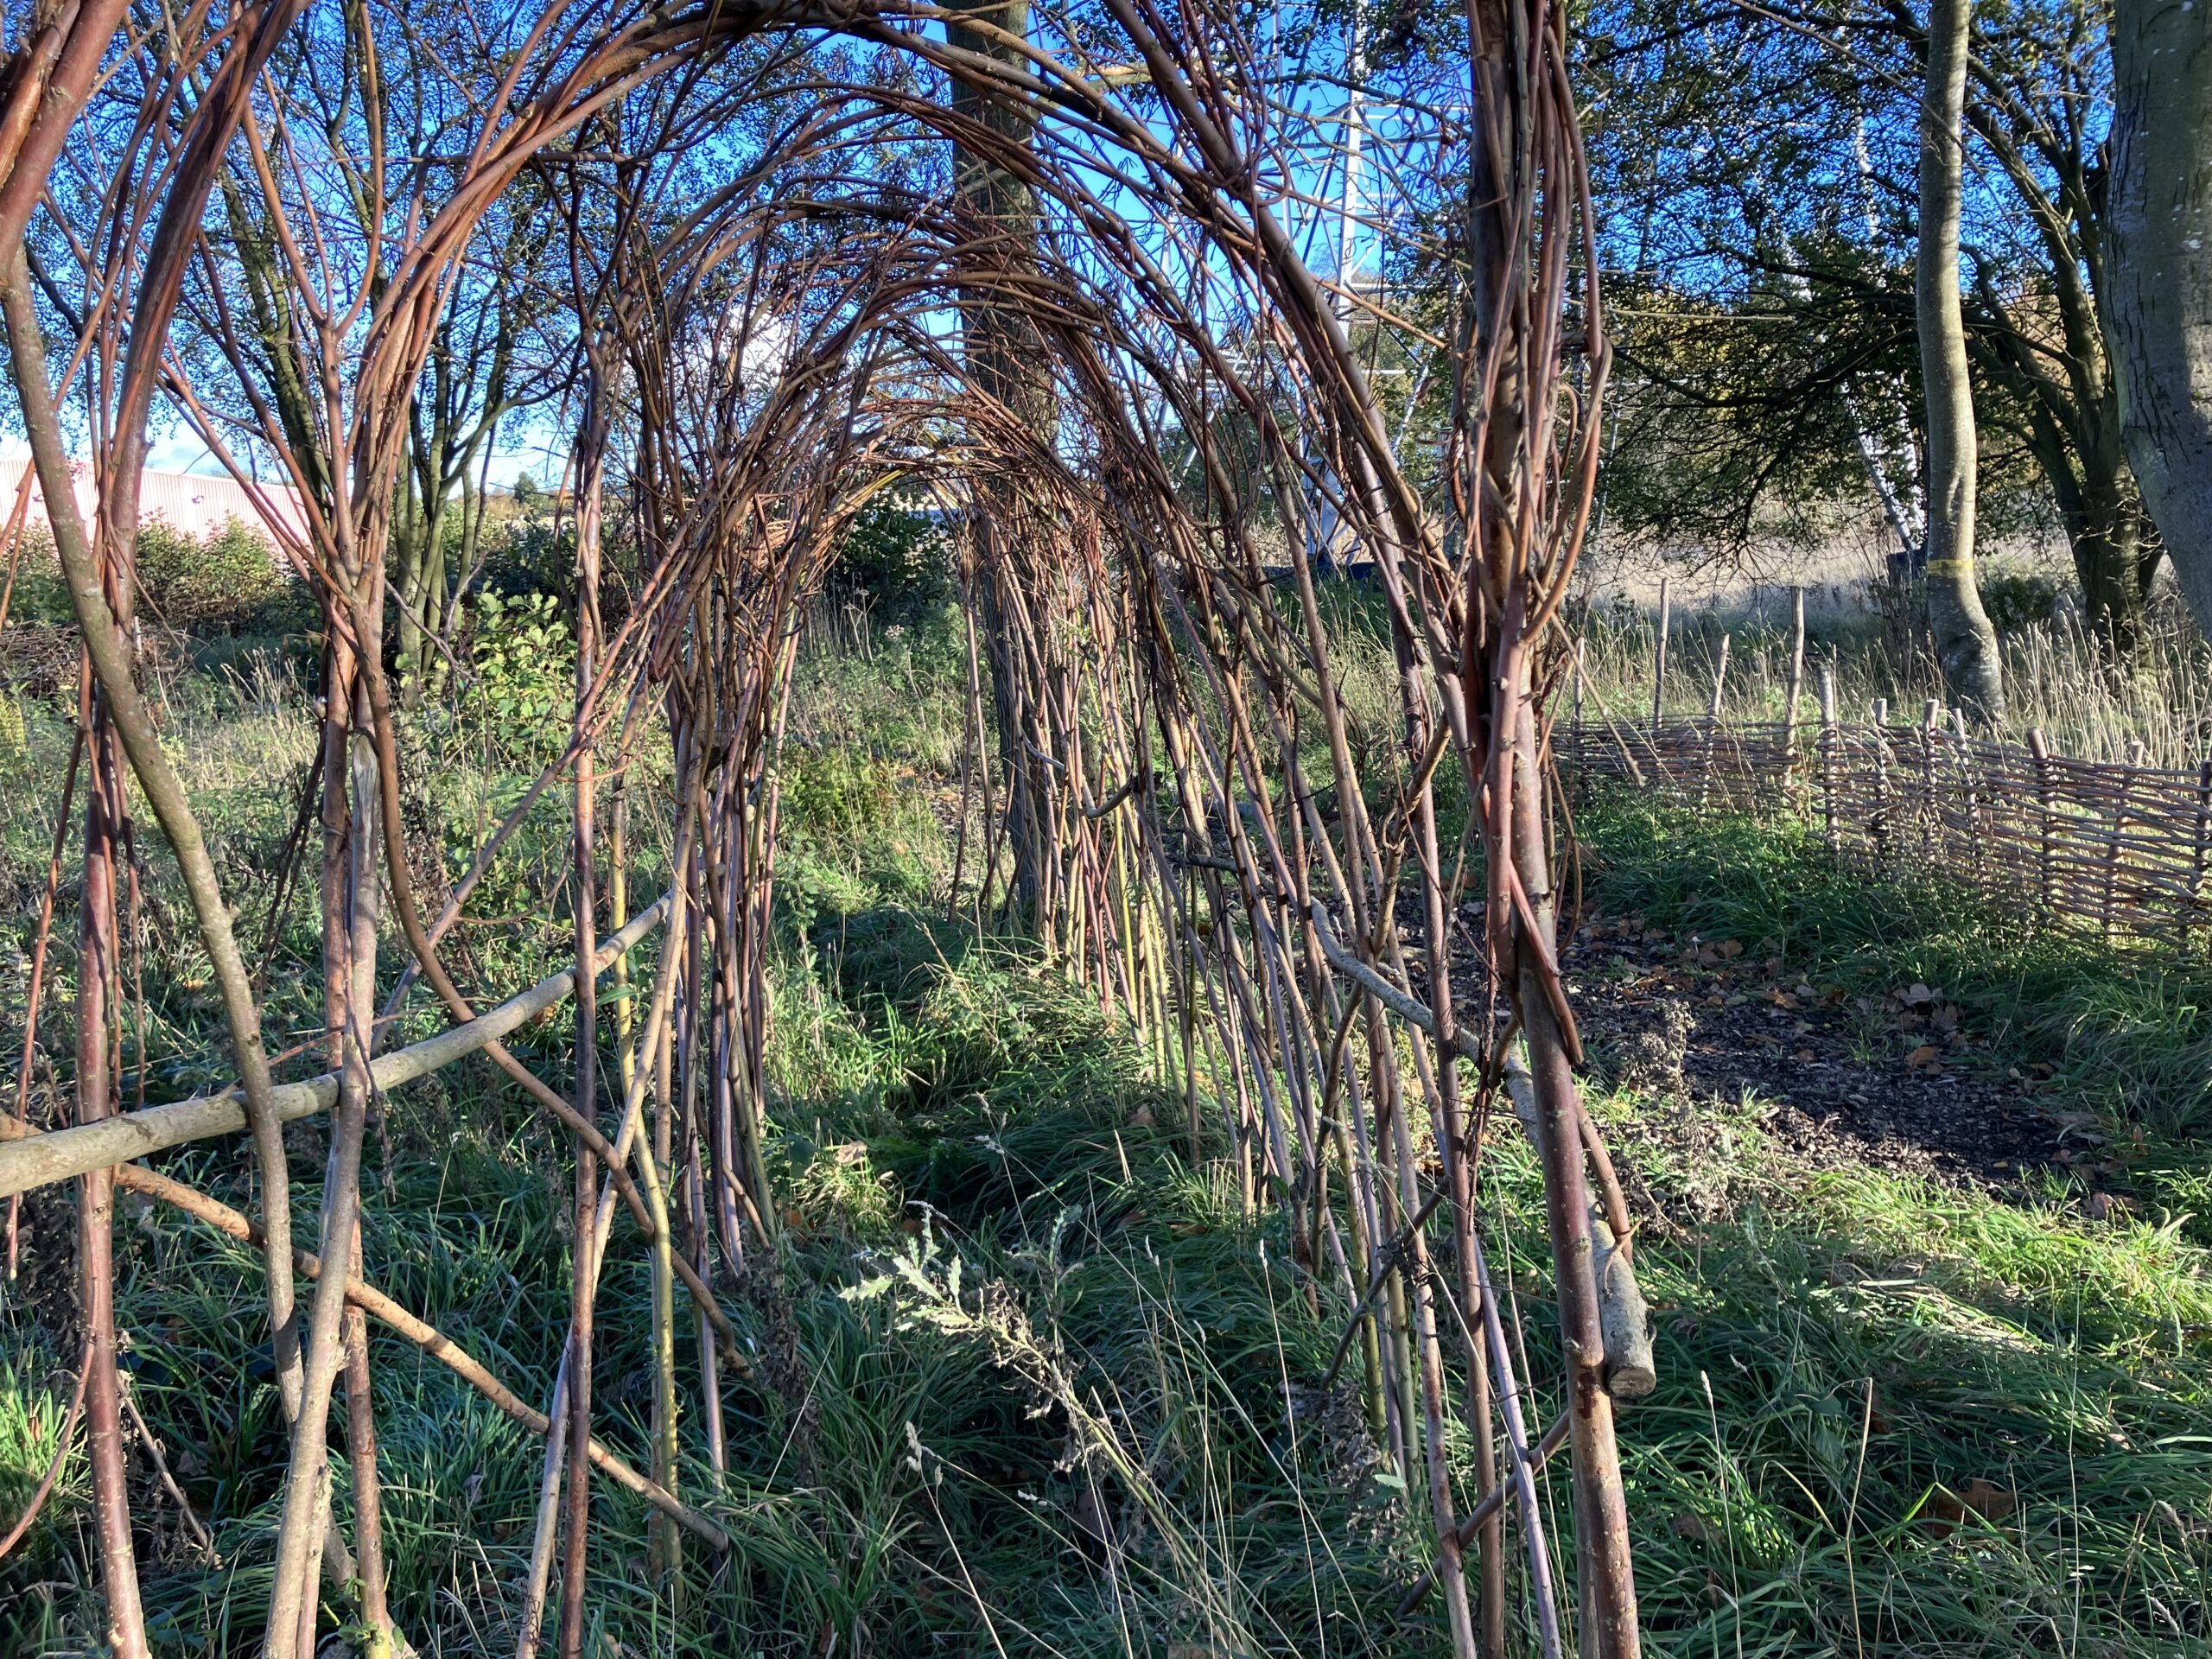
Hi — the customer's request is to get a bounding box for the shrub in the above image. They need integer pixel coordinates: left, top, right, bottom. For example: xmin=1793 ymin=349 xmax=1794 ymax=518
xmin=781 ymin=744 xmax=901 ymax=843
xmin=1 ymin=516 xmax=306 ymax=636
xmin=137 ymin=516 xmax=302 ymax=632
xmin=1 ymin=527 xmax=69 ymax=626
xmin=1979 ymin=566 xmax=2063 ymax=635
xmin=462 ymin=589 xmax=574 ymax=738
xmin=474 ymin=512 xmax=574 ymax=601
xmin=823 ymin=502 xmax=950 ymax=624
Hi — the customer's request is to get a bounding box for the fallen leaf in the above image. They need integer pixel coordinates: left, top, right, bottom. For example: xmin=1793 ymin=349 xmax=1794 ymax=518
xmin=1866 ymin=1385 xmax=1893 ymax=1436
xmin=1959 ymin=1478 xmax=2017 ymax=1522
xmin=1924 ymin=1478 xmax=2013 ymax=1537
xmin=1899 ymin=982 xmax=1939 ymax=1007
xmin=1922 ymin=1493 xmax=1967 ymax=1538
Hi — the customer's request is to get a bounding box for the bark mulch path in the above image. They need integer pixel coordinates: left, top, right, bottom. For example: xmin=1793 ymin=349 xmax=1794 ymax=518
xmin=1551 ymin=912 xmax=2127 ymax=1204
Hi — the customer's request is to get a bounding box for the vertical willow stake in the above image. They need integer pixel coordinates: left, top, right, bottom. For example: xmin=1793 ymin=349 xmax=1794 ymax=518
xmin=560 ymin=350 xmax=610 ymax=1659
xmin=1699 ymin=632 xmax=1730 ymax=810
xmin=1783 ymin=588 xmax=1807 ymax=761
xmin=1458 ymin=0 xmax=1641 ymax=1638
xmin=1821 ymin=666 xmax=1841 ymax=860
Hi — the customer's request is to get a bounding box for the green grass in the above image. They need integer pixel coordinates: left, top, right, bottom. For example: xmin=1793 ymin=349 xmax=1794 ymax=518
xmin=1579 ymin=1090 xmax=2212 ymax=1656
xmin=1 ymin=611 xmax=2209 ymax=1654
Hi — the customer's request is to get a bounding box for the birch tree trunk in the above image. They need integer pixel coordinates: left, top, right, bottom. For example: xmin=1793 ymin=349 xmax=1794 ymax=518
xmin=2108 ymin=0 xmax=2212 ymax=634
xmin=1916 ymin=0 xmax=2005 ymax=721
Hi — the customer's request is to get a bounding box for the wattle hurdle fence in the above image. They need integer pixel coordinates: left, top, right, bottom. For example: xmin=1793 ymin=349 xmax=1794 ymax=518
xmin=1557 ymin=669 xmax=2212 ymax=950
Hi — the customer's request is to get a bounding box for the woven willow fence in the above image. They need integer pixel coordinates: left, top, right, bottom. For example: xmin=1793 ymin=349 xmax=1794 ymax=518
xmin=1558 ymin=673 xmax=2212 ymax=950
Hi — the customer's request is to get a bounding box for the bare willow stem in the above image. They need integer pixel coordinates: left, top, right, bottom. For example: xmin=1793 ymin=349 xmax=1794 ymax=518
xmin=1 ymin=238 xmax=302 ymax=1440
xmin=91 ymin=1160 xmax=730 ymax=1550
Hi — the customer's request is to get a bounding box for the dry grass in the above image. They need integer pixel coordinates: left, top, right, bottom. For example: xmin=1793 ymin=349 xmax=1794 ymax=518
xmin=1571 ymin=586 xmax=2212 ymax=769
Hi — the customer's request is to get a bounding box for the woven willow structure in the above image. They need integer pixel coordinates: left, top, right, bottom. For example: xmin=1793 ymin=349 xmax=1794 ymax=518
xmin=0 ymin=1 xmax=1646 ymax=1653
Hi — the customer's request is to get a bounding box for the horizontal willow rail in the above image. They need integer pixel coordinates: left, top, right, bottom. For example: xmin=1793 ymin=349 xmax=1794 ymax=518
xmin=0 ymin=893 xmax=671 ymax=1201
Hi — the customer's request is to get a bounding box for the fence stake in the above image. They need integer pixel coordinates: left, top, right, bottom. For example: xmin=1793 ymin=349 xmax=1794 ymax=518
xmin=1920 ymin=699 xmax=1942 ymax=865
xmin=2177 ymin=756 xmax=2212 ymax=960
xmin=1948 ymin=708 xmax=1982 ymax=882
xmin=1651 ymin=575 xmax=1670 ymax=733
xmin=1782 ymin=586 xmax=1806 ymax=764
xmin=2026 ymin=728 xmax=2055 ymax=927
xmin=2189 ymin=755 xmax=2212 ymax=956
xmin=1871 ymin=697 xmax=1891 ymax=862
xmin=2103 ymin=739 xmax=2145 ymax=941
xmin=1819 ymin=664 xmax=1839 ymax=860
xmin=1699 ymin=632 xmax=1730 ymax=810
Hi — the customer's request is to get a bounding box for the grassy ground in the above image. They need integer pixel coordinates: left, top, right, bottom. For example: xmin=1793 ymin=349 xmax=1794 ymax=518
xmin=0 ymin=605 xmax=2207 ymax=1655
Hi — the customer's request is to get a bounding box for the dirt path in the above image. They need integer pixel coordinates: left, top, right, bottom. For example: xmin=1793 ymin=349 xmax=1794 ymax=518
xmin=1555 ymin=913 xmax=2096 ymax=1192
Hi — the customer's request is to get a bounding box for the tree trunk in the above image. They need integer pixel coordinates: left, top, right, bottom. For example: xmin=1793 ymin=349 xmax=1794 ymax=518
xmin=1916 ymin=0 xmax=2005 ymax=723
xmin=944 ymin=0 xmax=1061 ymax=931
xmin=2067 ymin=485 xmax=2158 ymax=656
xmin=2107 ymin=0 xmax=2212 ymax=635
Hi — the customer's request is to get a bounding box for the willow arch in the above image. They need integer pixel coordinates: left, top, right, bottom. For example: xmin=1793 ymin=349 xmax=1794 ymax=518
xmin=0 ymin=1 xmax=1630 ymax=1653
